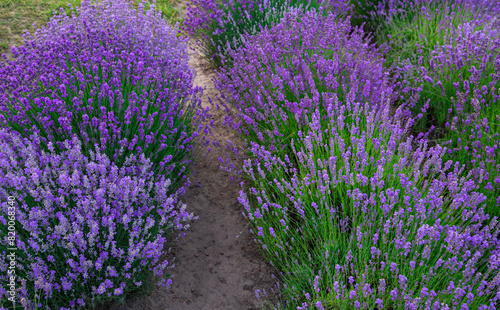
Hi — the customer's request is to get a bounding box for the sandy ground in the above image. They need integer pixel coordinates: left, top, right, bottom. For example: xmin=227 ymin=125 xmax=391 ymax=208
xmin=107 ymin=43 xmax=281 ymax=310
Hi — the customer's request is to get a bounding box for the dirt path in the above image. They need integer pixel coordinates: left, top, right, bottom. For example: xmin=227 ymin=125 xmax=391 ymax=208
xmin=108 ymin=43 xmax=280 ymax=310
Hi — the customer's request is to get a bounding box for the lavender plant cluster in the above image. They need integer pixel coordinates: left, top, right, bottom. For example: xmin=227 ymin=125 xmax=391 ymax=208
xmin=204 ymin=5 xmax=500 ymax=310
xmin=241 ymin=93 xmax=500 ymax=309
xmin=388 ymin=6 xmax=500 ymax=219
xmin=0 ymin=0 xmax=213 ymax=193
xmin=350 ymin=0 xmax=500 ymax=35
xmin=213 ymin=8 xmax=399 ymax=156
xmin=0 ymin=130 xmax=196 ymax=309
xmin=0 ymin=0 xmax=213 ymax=309
xmin=184 ymin=0 xmax=352 ymax=67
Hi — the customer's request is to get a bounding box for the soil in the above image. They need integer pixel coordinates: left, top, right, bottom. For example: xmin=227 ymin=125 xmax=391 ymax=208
xmin=107 ymin=42 xmax=281 ymax=310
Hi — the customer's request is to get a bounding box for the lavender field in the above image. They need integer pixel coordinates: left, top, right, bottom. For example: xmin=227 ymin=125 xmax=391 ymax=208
xmin=1 ymin=0 xmax=500 ymax=309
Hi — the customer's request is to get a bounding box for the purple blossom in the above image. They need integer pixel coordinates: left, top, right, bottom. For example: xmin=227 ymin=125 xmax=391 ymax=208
xmin=0 ymin=0 xmax=214 ymax=195
xmin=0 ymin=128 xmax=196 ymax=307
xmin=184 ymin=0 xmax=352 ymax=67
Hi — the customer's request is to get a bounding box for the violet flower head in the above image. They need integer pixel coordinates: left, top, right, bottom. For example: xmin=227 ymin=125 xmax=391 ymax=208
xmin=0 ymin=0 xmax=214 ymax=194
xmin=0 ymin=129 xmax=197 ymax=309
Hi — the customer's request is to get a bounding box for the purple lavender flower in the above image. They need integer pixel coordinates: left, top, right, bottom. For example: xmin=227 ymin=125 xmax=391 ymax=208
xmin=214 ymin=8 xmax=394 ymax=157
xmin=222 ymin=10 xmax=500 ymax=308
xmin=392 ymin=15 xmax=500 ymax=219
xmin=184 ymin=0 xmax=352 ymax=67
xmin=0 ymin=129 xmax=197 ymax=309
xmin=0 ymin=0 xmax=214 ymax=195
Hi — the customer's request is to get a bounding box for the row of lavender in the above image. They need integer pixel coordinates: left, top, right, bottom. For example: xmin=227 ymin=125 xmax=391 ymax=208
xmin=0 ymin=1 xmax=214 ymax=309
xmin=186 ymin=0 xmax=500 ymax=309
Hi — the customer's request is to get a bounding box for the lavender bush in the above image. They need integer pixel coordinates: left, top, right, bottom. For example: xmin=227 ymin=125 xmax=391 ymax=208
xmin=391 ymin=18 xmax=500 ymax=221
xmin=347 ymin=0 xmax=500 ymax=220
xmin=0 ymin=0 xmax=213 ymax=195
xmin=214 ymin=9 xmax=500 ymax=309
xmin=213 ymin=8 xmax=397 ymax=162
xmin=0 ymin=130 xmax=197 ymax=309
xmin=349 ymin=0 xmax=500 ymax=49
xmin=377 ymin=0 xmax=496 ymax=70
xmin=244 ymin=98 xmax=500 ymax=309
xmin=183 ymin=0 xmax=352 ymax=67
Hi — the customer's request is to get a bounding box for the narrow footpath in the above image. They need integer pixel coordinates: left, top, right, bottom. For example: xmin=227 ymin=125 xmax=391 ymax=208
xmin=110 ymin=42 xmax=280 ymax=310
